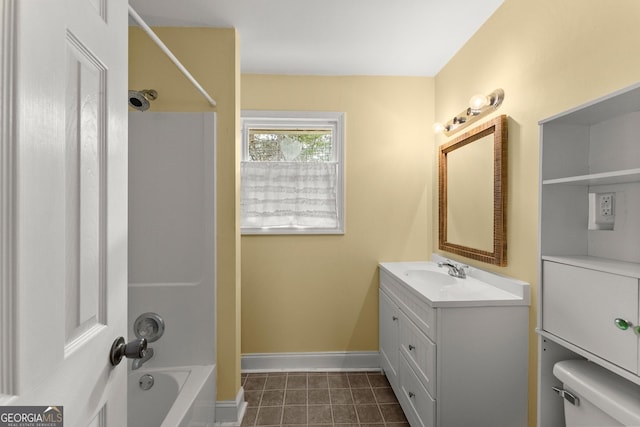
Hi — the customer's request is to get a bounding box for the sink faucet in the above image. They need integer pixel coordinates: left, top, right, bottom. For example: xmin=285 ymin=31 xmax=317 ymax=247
xmin=437 ymin=260 xmax=467 ymax=278
xmin=132 ymin=347 xmax=154 ymax=370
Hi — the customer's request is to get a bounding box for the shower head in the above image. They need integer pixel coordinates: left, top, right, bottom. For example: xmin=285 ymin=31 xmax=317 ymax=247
xmin=128 ymin=89 xmax=158 ymax=111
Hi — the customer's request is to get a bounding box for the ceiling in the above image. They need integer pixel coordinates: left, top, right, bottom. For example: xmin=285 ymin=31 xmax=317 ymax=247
xmin=128 ymin=0 xmax=504 ymax=76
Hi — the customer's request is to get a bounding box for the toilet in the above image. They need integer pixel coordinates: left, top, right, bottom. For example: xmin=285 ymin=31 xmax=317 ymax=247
xmin=553 ymin=360 xmax=640 ymax=426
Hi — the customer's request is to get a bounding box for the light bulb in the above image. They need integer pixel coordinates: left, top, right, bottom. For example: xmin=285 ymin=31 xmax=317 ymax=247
xmin=469 ymin=94 xmax=488 ymax=110
xmin=432 ymin=122 xmax=445 ymax=133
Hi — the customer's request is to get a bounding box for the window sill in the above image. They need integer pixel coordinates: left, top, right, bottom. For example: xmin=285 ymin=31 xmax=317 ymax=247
xmin=241 ymin=227 xmax=345 ymax=236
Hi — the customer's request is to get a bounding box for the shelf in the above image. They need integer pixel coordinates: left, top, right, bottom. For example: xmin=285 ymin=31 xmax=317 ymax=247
xmin=541 ymin=255 xmax=640 ymax=279
xmin=542 ymin=168 xmax=640 ymax=186
xmin=536 ymin=329 xmax=640 ymax=387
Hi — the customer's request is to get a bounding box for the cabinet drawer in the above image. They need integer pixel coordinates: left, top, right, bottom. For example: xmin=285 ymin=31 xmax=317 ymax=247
xmin=380 ymin=270 xmax=436 ymax=340
xmin=399 ymin=353 xmax=436 ymax=427
xmin=542 ymin=261 xmax=639 ymax=372
xmin=399 ymin=311 xmax=436 ymax=397
xmin=380 ymin=269 xmax=404 ymax=302
xmin=402 ymin=289 xmax=436 ymax=340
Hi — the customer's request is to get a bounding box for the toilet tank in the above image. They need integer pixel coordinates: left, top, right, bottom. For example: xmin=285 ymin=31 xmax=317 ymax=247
xmin=553 ymin=360 xmax=640 ymax=427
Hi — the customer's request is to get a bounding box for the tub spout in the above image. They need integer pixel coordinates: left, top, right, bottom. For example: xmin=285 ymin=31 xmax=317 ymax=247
xmin=132 ymin=347 xmax=154 ymax=370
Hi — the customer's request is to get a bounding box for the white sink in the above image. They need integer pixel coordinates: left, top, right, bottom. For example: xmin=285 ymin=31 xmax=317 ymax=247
xmin=437 ymin=280 xmax=492 ymax=299
xmin=379 ymin=256 xmax=531 ymax=307
xmin=404 ymin=268 xmax=490 ymax=298
xmin=404 ymin=269 xmax=457 ymax=286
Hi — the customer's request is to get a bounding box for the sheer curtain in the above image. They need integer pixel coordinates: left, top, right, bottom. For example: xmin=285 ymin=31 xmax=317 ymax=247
xmin=241 ymin=161 xmax=338 ymax=229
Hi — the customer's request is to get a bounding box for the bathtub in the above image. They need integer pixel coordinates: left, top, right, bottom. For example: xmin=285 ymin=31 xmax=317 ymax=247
xmin=128 ymin=365 xmax=216 ymax=427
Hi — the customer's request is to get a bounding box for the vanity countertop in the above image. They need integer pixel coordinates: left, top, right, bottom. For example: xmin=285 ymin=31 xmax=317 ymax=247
xmin=379 ymin=256 xmax=530 ymax=308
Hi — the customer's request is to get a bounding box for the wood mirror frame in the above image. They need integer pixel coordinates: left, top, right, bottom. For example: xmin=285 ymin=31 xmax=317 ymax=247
xmin=438 ymin=115 xmax=508 ymax=266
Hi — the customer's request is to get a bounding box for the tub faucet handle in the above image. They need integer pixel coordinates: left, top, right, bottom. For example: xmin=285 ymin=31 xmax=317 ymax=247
xmin=110 ymin=336 xmax=148 ymax=366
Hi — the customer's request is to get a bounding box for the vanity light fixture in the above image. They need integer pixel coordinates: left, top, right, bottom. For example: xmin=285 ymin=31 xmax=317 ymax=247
xmin=434 ymin=88 xmax=504 ymax=136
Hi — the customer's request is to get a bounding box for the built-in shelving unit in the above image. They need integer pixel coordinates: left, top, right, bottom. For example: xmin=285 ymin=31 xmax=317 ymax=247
xmin=537 ymin=83 xmax=640 ymax=427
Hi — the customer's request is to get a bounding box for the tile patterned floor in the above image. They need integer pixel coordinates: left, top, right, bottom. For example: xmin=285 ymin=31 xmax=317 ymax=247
xmin=241 ymin=371 xmax=409 ymax=427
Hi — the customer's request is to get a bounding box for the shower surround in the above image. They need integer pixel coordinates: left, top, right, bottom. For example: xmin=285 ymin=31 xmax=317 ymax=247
xmin=128 ymin=112 xmax=217 ymax=426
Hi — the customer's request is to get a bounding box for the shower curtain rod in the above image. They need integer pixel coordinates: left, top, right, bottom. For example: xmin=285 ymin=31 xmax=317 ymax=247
xmin=128 ymin=5 xmax=217 ymax=107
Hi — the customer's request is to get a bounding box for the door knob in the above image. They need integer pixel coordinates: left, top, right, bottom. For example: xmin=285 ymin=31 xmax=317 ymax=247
xmin=110 ymin=336 xmax=148 ymax=366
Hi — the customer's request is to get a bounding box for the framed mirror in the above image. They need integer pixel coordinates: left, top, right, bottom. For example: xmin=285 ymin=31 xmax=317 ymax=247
xmin=438 ymin=115 xmax=507 ymax=266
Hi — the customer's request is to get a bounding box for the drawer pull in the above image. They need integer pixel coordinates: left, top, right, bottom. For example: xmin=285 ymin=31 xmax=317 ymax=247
xmin=614 ymin=318 xmax=632 ymax=331
xmin=408 ymin=344 xmax=415 ymax=351
xmin=408 ymin=392 xmax=415 ymax=398
xmin=392 ymin=316 xmax=398 ymax=321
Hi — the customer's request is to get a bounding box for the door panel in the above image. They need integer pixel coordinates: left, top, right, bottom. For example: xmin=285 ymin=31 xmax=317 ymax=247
xmin=379 ymin=289 xmax=399 ymax=383
xmin=65 ymin=32 xmax=108 ymax=347
xmin=3 ymin=0 xmax=128 ymax=424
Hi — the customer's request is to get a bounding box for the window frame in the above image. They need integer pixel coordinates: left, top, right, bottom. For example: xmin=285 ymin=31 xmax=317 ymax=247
xmin=240 ymin=110 xmax=345 ymax=235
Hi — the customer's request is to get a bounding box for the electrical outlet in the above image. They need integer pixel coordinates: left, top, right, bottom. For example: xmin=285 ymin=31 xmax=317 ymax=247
xmin=599 ymin=193 xmax=614 ymax=217
xmin=596 ymin=192 xmax=615 ymax=224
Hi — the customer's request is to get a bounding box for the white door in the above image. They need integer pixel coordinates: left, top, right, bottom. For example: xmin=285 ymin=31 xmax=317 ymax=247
xmin=1 ymin=0 xmax=129 ymax=425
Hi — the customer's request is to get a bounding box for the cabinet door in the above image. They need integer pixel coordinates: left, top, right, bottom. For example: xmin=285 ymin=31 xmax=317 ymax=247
xmin=380 ymin=289 xmax=400 ymax=384
xmin=543 ymin=261 xmax=639 ymax=372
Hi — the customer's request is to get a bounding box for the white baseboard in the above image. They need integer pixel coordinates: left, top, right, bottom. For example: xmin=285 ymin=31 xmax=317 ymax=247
xmin=241 ymin=351 xmax=381 ymax=373
xmin=215 ymin=387 xmax=248 ymax=427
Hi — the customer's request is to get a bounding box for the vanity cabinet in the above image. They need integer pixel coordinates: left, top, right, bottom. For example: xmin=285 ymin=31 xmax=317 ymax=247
xmin=537 ymin=83 xmax=640 ymax=426
xmin=379 ymin=260 xmax=529 ymax=427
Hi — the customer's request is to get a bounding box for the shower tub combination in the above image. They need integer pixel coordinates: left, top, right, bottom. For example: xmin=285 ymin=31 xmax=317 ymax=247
xmin=128 ymin=365 xmax=216 ymax=427
xmin=128 ymin=111 xmax=218 ymax=426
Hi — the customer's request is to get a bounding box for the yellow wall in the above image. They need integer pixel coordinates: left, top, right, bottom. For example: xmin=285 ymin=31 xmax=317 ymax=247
xmin=129 ymin=27 xmax=242 ymax=401
xmin=433 ymin=1 xmax=640 ymax=425
xmin=241 ymin=75 xmax=434 ymax=353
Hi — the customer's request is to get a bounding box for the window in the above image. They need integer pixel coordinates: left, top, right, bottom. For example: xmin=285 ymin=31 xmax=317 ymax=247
xmin=241 ymin=111 xmax=345 ymax=234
